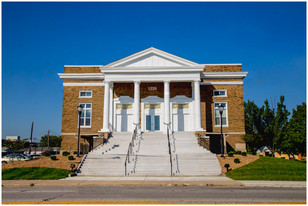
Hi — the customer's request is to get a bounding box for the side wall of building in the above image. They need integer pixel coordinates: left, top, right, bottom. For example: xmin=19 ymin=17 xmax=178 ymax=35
xmin=61 ymin=66 xmax=105 ymax=151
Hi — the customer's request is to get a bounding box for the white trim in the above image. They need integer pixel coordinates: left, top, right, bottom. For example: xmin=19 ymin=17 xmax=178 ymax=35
xmin=201 ymin=72 xmax=248 ymax=79
xmin=213 ymin=89 xmax=227 ymax=97
xmin=103 ymin=47 xmax=201 ymax=67
xmin=61 ymin=133 xmax=76 ymax=136
xmin=214 ymin=102 xmax=228 ymax=127
xmin=200 ymin=81 xmax=243 ymax=85
xmin=101 ymin=66 xmax=204 ymax=73
xmin=104 ymin=72 xmax=201 ymax=82
xmin=79 ymin=90 xmax=93 ymax=98
xmin=58 ymin=73 xmax=104 ymax=80
xmin=63 ymin=83 xmax=105 ymax=86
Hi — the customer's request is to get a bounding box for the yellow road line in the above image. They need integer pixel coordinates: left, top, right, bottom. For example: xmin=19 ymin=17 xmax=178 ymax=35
xmin=2 ymin=200 xmax=306 ymax=204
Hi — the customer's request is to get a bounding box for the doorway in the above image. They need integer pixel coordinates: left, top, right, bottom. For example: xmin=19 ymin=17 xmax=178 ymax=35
xmin=145 ymin=104 xmax=160 ymax=131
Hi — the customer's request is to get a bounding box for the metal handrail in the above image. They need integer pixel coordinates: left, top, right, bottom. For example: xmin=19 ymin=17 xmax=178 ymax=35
xmin=164 ymin=122 xmax=173 ymax=176
xmin=124 ymin=124 xmax=138 ymax=176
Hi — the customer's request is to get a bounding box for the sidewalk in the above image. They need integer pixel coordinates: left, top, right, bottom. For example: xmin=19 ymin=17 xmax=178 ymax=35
xmin=2 ymin=176 xmax=306 ymax=188
xmin=238 ymin=180 xmax=306 ymax=188
xmin=2 ymin=176 xmax=242 ymax=187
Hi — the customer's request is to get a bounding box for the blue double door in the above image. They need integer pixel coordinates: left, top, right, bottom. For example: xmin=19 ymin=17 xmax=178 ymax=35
xmin=146 ymin=106 xmax=160 ymax=131
xmin=146 ymin=115 xmax=160 ymax=131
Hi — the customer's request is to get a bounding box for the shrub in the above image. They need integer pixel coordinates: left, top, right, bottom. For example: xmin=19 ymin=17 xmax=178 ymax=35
xmin=252 ymin=151 xmax=256 ymax=155
xmin=73 ymin=151 xmax=77 ymax=155
xmin=268 ymin=154 xmax=273 ymax=157
xmin=50 ymin=156 xmax=57 ymax=160
xmin=234 ymin=158 xmax=240 ymax=163
xmin=44 ymin=152 xmax=52 ymax=157
xmin=30 ymin=183 xmax=34 ymax=187
xmin=228 ymin=151 xmax=235 ymax=157
xmin=62 ymin=151 xmax=70 ymax=156
xmin=248 ymin=152 xmax=253 ymax=155
xmin=242 ymin=152 xmax=247 ymax=156
xmin=236 ymin=151 xmax=242 ymax=155
xmin=68 ymin=155 xmax=75 ymax=160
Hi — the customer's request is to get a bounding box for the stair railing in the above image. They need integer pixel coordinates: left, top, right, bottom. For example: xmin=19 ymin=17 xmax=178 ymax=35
xmin=124 ymin=123 xmax=139 ymax=176
xmin=164 ymin=122 xmax=173 ymax=176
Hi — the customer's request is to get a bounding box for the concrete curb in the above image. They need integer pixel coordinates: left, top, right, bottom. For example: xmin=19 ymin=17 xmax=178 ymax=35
xmin=2 ymin=176 xmax=243 ymax=187
xmin=238 ymin=180 xmax=306 ymax=188
xmin=2 ymin=177 xmax=305 ymax=188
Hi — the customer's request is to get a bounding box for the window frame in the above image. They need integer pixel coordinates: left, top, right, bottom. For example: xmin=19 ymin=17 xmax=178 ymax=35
xmin=79 ymin=90 xmax=92 ymax=98
xmin=214 ymin=102 xmax=228 ymax=127
xmin=78 ymin=103 xmax=92 ymax=128
xmin=213 ymin=89 xmax=227 ymax=97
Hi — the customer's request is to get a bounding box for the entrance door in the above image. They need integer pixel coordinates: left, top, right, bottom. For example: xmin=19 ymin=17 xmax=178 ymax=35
xmin=172 ymin=103 xmax=190 ymax=131
xmin=145 ymin=104 xmax=160 ymax=131
xmin=115 ymin=104 xmax=133 ymax=132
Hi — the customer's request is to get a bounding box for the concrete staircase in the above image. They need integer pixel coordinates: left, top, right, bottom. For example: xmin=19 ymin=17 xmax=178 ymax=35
xmin=79 ymin=132 xmax=132 ymax=176
xmin=172 ymin=132 xmax=222 ymax=176
xmin=130 ymin=132 xmax=171 ymax=176
xmin=79 ymin=131 xmax=221 ymax=177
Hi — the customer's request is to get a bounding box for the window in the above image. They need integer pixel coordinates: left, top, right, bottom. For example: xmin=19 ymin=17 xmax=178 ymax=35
xmin=214 ymin=102 xmax=228 ymax=126
xmin=79 ymin=103 xmax=91 ymax=127
xmin=79 ymin=91 xmax=92 ymax=98
xmin=213 ymin=90 xmax=227 ymax=97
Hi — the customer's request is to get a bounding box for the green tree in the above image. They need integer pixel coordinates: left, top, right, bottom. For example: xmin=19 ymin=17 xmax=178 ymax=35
xmin=284 ymin=102 xmax=306 ymax=155
xmin=273 ymin=96 xmax=290 ymax=151
xmin=260 ymin=100 xmax=275 ymax=147
xmin=243 ymin=100 xmax=262 ymax=151
xmin=39 ymin=135 xmax=61 ymax=147
xmin=4 ymin=139 xmax=25 ymax=154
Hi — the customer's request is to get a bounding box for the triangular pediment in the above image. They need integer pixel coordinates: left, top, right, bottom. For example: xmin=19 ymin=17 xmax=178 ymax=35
xmin=104 ymin=47 xmax=200 ymax=68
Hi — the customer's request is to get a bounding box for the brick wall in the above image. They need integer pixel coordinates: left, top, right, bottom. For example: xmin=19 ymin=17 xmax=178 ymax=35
xmin=64 ymin=67 xmax=101 ymax=73
xmin=204 ymin=65 xmax=242 ymax=72
xmin=61 ymin=84 xmax=104 ymax=150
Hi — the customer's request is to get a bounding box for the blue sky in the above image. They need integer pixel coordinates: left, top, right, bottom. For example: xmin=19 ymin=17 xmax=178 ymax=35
xmin=2 ymin=2 xmax=306 ymax=140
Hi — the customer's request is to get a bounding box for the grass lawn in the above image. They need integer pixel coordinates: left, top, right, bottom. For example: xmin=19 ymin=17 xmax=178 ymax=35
xmin=226 ymin=157 xmax=306 ymax=181
xmin=2 ymin=167 xmax=72 ymax=180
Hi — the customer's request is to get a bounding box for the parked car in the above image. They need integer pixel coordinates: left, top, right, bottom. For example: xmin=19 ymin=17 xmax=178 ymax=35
xmin=21 ymin=154 xmax=33 ymax=160
xmin=30 ymin=154 xmax=43 ymax=159
xmin=42 ymin=151 xmax=59 ymax=156
xmin=2 ymin=154 xmax=31 ymax=164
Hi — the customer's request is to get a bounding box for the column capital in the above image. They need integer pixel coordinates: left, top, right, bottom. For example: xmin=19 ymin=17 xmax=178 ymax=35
xmin=163 ymin=80 xmax=170 ymax=83
xmin=194 ymin=79 xmax=201 ymax=83
xmin=134 ymin=80 xmax=140 ymax=84
xmin=104 ymin=80 xmax=110 ymax=84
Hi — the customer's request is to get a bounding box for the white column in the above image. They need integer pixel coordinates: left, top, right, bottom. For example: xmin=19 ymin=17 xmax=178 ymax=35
xmin=134 ymin=81 xmax=140 ymax=130
xmin=102 ymin=81 xmax=110 ymax=132
xmin=194 ymin=80 xmax=203 ymax=131
xmin=109 ymin=82 xmax=114 ymax=132
xmin=164 ymin=81 xmax=170 ymax=130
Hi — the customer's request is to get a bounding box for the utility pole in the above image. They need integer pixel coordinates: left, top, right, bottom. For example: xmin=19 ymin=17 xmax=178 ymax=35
xmin=47 ymin=129 xmax=50 ymax=151
xmin=29 ymin=122 xmax=34 ymax=155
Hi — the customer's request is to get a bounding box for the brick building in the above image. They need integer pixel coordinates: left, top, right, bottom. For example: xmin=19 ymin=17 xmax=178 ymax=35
xmin=58 ymin=47 xmax=247 ymax=153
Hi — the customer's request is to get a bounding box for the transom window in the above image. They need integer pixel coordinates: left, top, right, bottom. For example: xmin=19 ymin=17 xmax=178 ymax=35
xmin=79 ymin=91 xmax=92 ymax=98
xmin=214 ymin=102 xmax=228 ymax=126
xmin=213 ymin=90 xmax=227 ymax=97
xmin=79 ymin=103 xmax=92 ymax=127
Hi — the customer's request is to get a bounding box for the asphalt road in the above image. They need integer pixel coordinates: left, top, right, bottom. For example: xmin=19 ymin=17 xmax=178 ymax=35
xmin=2 ymin=186 xmax=306 ymax=204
